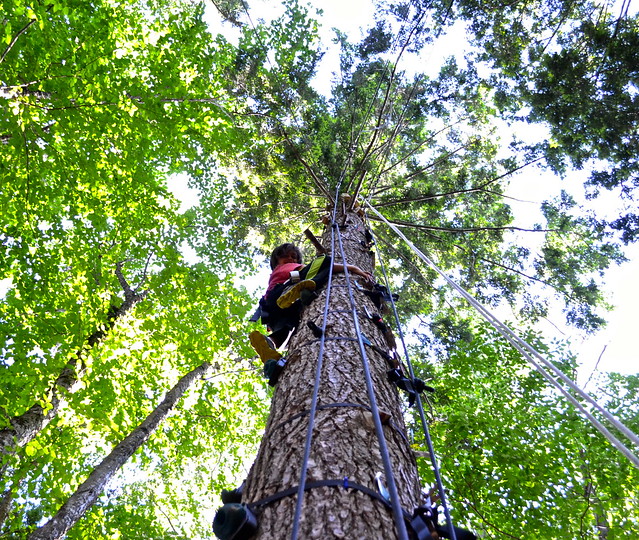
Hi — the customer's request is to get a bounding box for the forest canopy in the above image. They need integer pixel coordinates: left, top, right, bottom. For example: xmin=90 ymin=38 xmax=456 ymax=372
xmin=1 ymin=0 xmax=638 ymax=537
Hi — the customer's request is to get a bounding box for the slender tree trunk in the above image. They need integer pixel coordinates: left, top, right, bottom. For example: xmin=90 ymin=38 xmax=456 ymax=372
xmin=0 ymin=264 xmax=146 ymax=458
xmin=243 ymin=203 xmax=422 ymax=538
xmin=0 ymin=487 xmax=15 ymax=529
xmin=28 ymin=361 xmax=211 ymax=540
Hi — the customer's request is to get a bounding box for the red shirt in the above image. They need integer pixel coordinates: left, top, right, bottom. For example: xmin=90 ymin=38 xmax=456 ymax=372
xmin=267 ymin=263 xmax=303 ymax=293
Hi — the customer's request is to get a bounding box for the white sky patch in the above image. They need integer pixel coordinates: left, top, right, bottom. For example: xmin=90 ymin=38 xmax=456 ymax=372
xmin=0 ymin=277 xmax=12 ymax=299
xmin=167 ymin=172 xmax=200 ymax=212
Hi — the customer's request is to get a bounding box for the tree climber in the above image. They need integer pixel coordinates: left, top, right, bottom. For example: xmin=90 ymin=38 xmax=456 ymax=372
xmin=249 ymin=243 xmax=373 ymax=379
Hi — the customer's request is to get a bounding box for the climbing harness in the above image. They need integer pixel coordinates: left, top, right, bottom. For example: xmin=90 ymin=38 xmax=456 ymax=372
xmin=362 ymin=304 xmax=398 ymax=350
xmin=306 ymin=320 xmax=323 ymax=338
xmin=214 ymin=480 xmax=476 ymax=540
xmin=360 ymin=332 xmax=397 ymax=367
xmin=359 ymin=315 xmax=433 ymax=408
xmin=246 ymin=479 xmax=472 ymax=540
xmin=387 ymin=367 xmax=434 ymax=407
xmin=356 ymin=281 xmax=398 ymax=312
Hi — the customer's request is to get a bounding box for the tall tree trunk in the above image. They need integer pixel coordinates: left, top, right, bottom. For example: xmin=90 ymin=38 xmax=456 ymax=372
xmin=0 ymin=263 xmax=146 ymax=459
xmin=243 ymin=203 xmax=422 ymax=538
xmin=28 ymin=361 xmax=212 ymax=540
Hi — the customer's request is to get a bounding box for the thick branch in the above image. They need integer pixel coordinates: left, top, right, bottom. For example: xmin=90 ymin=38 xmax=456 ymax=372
xmin=208 ymin=0 xmax=245 ymax=27
xmin=29 ymin=362 xmax=211 ymax=540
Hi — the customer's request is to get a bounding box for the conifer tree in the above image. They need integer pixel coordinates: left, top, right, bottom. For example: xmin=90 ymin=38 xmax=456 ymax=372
xmin=238 ymin=202 xmax=425 ymax=539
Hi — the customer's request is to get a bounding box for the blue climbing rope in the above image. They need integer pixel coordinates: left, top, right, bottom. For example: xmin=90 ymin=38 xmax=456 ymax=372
xmin=370 ymin=224 xmax=458 ymax=540
xmin=335 ymin=221 xmax=411 ymax=540
xmin=289 ymin=186 xmax=340 ymax=540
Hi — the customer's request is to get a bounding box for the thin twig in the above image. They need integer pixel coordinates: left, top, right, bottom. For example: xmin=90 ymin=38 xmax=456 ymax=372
xmin=0 ymin=19 xmax=36 ymax=64
xmin=583 ymin=345 xmax=607 ymax=391
xmin=369 ymin=215 xmax=558 ymax=234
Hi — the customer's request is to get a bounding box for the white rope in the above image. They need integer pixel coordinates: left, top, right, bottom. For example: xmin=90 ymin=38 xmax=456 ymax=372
xmin=366 ymin=201 xmax=639 ymax=469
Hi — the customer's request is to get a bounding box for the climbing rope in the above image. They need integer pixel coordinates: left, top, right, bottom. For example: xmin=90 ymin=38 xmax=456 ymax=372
xmin=365 ymin=201 xmax=639 ymax=469
xmin=290 ymin=185 xmax=341 ymax=540
xmin=370 ymin=224 xmax=458 ymax=540
xmin=335 ymin=217 xmax=411 ymax=540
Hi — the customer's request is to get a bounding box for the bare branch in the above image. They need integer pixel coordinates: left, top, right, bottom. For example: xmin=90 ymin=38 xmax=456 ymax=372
xmin=583 ymin=345 xmax=607 ymax=391
xmin=373 ymin=156 xmax=544 ymax=209
xmin=278 ymin=128 xmax=334 ymax=205
xmin=351 ymin=11 xmax=427 ymax=202
xmin=369 ymin=215 xmax=558 ymax=234
xmin=377 ymin=118 xmax=467 ymax=177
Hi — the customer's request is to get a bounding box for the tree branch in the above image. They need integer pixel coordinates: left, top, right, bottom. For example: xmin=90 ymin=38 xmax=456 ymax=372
xmin=377 ymin=118 xmax=467 ymax=177
xmin=0 ymin=263 xmax=148 ymax=459
xmin=374 ymin=156 xmax=544 ymax=209
xmin=0 ymin=19 xmax=36 ymax=64
xmin=351 ymin=11 xmax=427 ymax=202
xmin=368 ymin=215 xmax=558 ymax=234
xmin=29 ymin=362 xmax=211 ymax=540
xmin=278 ymin=128 xmax=334 ymax=205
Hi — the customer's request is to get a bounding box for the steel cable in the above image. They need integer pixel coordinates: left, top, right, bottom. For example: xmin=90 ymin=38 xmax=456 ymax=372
xmin=366 ymin=201 xmax=639 ymax=469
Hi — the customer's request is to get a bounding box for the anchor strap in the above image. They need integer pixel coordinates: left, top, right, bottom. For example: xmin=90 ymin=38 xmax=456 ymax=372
xmin=247 ymin=478 xmax=401 ymax=514
xmin=247 ymin=479 xmax=441 ymax=540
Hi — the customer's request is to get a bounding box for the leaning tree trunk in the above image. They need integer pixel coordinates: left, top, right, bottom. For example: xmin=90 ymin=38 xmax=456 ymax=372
xmin=243 ymin=203 xmax=422 ymax=538
xmin=28 ymin=362 xmax=212 ymax=540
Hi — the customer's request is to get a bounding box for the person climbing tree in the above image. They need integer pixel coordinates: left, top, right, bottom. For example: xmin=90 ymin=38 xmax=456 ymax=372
xmin=249 ymin=242 xmax=373 ymax=383
xmin=212 ymin=203 xmax=469 ymax=540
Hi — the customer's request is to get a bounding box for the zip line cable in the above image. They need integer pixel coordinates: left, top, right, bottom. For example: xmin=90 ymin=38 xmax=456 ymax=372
xmin=289 ymin=186 xmax=341 ymax=540
xmin=370 ymin=226 xmax=458 ymax=540
xmin=365 ymin=201 xmax=639 ymax=469
xmin=335 ymin=221 xmax=413 ymax=539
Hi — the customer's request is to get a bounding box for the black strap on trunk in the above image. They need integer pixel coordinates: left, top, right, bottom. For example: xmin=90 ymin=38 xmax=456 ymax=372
xmin=248 ymin=478 xmax=401 ymax=514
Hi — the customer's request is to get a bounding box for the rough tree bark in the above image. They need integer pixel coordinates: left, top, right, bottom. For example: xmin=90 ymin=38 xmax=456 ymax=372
xmin=28 ymin=361 xmax=212 ymax=540
xmin=243 ymin=202 xmax=422 ymax=539
xmin=0 ymin=262 xmax=147 ymax=459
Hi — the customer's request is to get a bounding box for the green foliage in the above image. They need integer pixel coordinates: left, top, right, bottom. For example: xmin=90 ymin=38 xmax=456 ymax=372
xmin=221 ymin=0 xmax=625 ymax=335
xmin=396 ymin=0 xmax=639 ymax=231
xmin=1 ymin=0 xmax=637 ymax=537
xmin=413 ymin=323 xmax=639 ymax=538
xmin=0 ymin=0 xmax=268 ymax=536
